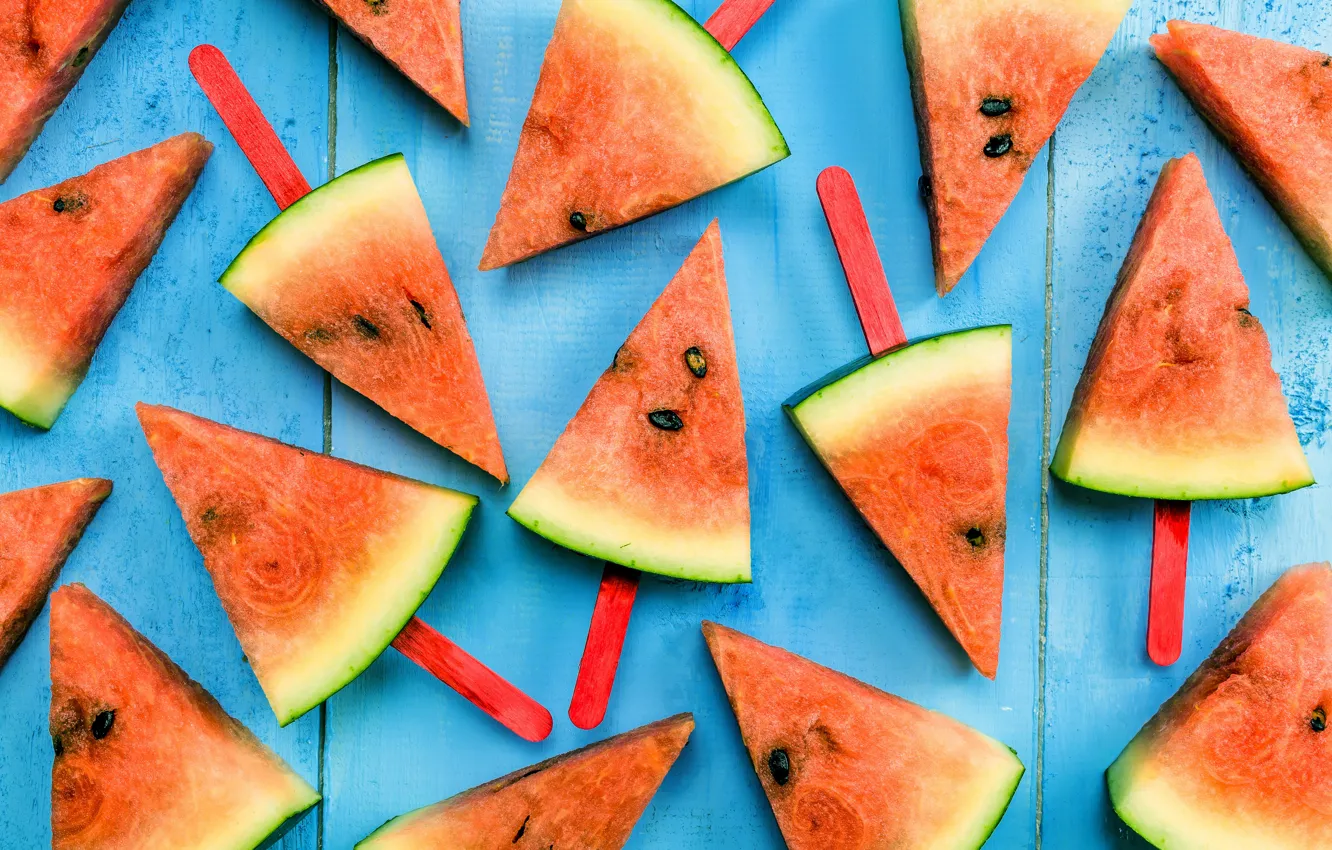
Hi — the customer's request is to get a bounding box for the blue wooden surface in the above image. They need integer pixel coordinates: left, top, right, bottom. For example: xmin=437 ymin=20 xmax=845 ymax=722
xmin=0 ymin=0 xmax=1325 ymax=847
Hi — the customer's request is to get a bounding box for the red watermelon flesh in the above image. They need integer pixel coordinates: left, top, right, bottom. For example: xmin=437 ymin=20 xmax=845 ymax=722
xmin=1051 ymin=153 xmax=1311 ymax=500
xmin=0 ymin=0 xmax=130 ymax=182
xmin=901 ymin=0 xmax=1131 ymax=293
xmin=506 ymin=221 xmax=750 ymax=583
xmin=355 ymin=713 xmax=694 ymax=848
xmin=0 ymin=133 xmax=212 ymax=429
xmin=1108 ymin=563 xmax=1332 ymax=848
xmin=50 ymin=583 xmax=320 ymax=849
xmin=1153 ymin=21 xmax=1332 ymax=280
xmin=0 ymin=477 xmax=109 ymax=671
xmin=137 ymin=403 xmax=478 ymax=726
xmin=703 ymin=623 xmax=1025 ymax=849
xmin=316 ymin=0 xmax=468 ymax=124
xmin=478 ymin=0 xmax=788 ymax=270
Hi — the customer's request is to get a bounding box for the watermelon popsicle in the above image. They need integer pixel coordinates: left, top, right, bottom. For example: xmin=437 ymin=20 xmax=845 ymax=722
xmin=187 ymin=45 xmax=551 ymax=743
xmin=783 ymin=167 xmax=1013 ymax=679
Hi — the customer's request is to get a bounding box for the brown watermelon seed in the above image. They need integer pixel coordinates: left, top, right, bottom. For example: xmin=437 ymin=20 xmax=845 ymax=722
xmin=569 ymin=211 xmax=588 ymax=231
xmin=352 ymin=315 xmax=381 ymax=340
xmin=409 ymin=299 xmax=432 ymax=330
xmin=1313 ymin=707 xmax=1327 ymax=732
xmin=365 ymin=0 xmax=388 ymax=14
xmin=648 ymin=410 xmax=684 ymax=431
xmin=768 ymin=749 xmax=791 ymax=785
xmin=72 ymin=46 xmax=89 ymax=67
xmin=52 ymin=193 xmax=87 ymax=213
xmin=685 ymin=347 xmax=708 ymax=378
xmin=304 ymin=327 xmax=333 ymax=343
xmin=91 ymin=710 xmax=115 ymax=740
xmin=984 ymin=135 xmax=1013 ymax=158
xmin=513 ymin=815 xmax=530 ymax=842
xmin=966 ymin=527 xmax=986 ymax=548
xmin=1237 ymin=307 xmax=1256 ymax=328
xmin=201 ymin=508 xmax=218 ymax=523
xmin=980 ymin=97 xmax=1011 ymax=117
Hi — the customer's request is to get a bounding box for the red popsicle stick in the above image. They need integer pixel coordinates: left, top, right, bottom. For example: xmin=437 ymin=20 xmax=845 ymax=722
xmin=705 ymin=0 xmax=778 ymax=52
xmin=1148 ymin=500 xmax=1191 ymax=666
xmin=569 ymin=565 xmax=640 ymax=730
xmin=566 ymin=2 xmax=781 ymax=731
xmin=816 ymin=166 xmax=908 ymax=356
xmin=190 ymin=43 xmax=552 ymax=742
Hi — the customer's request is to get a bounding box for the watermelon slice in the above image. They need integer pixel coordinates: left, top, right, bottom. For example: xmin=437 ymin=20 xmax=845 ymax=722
xmin=478 ymin=0 xmax=789 ymax=270
xmin=1051 ymin=153 xmax=1312 ymax=500
xmin=50 ymin=583 xmax=320 ymax=849
xmin=784 ymin=326 xmax=1012 ymax=678
xmin=0 ymin=478 xmax=110 ymax=671
xmin=314 ymin=0 xmax=468 ymax=124
xmin=1153 ymin=21 xmax=1332 ymax=280
xmin=356 ymin=713 xmax=694 ymax=848
xmin=703 ymin=622 xmax=1025 ymax=848
xmin=0 ymin=133 xmax=211 ymax=428
xmin=136 ymin=402 xmax=478 ymax=726
xmin=507 ymin=221 xmax=750 ymax=583
xmin=221 ymin=153 xmax=506 ymax=482
xmin=1108 ymin=562 xmax=1332 ymax=848
xmin=0 ymin=0 xmax=130 ymax=182
xmin=901 ymin=0 xmax=1131 ymax=293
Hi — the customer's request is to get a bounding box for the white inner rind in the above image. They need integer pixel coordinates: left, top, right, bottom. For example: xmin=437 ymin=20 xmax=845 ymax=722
xmin=933 ymin=740 xmax=1026 ymax=850
xmin=0 ymin=324 xmax=76 ymax=428
xmin=189 ymin=775 xmax=320 ymax=850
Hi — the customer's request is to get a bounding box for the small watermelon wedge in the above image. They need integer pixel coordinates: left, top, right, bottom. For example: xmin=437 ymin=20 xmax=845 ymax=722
xmin=0 ymin=0 xmax=130 ymax=182
xmin=314 ymin=0 xmax=468 ymax=124
xmin=1052 ymin=153 xmax=1312 ymax=499
xmin=901 ymin=0 xmax=1131 ymax=293
xmin=1108 ymin=563 xmax=1332 ymax=848
xmin=703 ymin=622 xmax=1025 ymax=849
xmin=507 ymin=221 xmax=750 ymax=583
xmin=356 ymin=713 xmax=694 ymax=848
xmin=136 ymin=403 xmax=478 ymax=726
xmin=0 ymin=478 xmax=110 ymax=671
xmin=222 ymin=153 xmax=506 ymax=482
xmin=0 ymin=133 xmax=211 ymax=428
xmin=50 ymin=583 xmax=320 ymax=849
xmin=478 ymin=0 xmax=789 ymax=270
xmin=785 ymin=326 xmax=1012 ymax=678
xmin=1153 ymin=21 xmax=1332 ymax=280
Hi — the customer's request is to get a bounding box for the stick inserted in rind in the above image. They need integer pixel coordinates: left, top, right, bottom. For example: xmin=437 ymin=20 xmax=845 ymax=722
xmin=1148 ymin=500 xmax=1191 ymax=667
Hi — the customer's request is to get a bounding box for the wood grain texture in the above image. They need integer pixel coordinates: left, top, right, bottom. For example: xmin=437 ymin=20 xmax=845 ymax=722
xmin=1148 ymin=500 xmax=1191 ymax=667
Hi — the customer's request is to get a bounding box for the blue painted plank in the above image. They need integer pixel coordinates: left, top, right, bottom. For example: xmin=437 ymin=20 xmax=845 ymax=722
xmin=322 ymin=0 xmax=1042 ymax=846
xmin=0 ymin=0 xmax=330 ymax=845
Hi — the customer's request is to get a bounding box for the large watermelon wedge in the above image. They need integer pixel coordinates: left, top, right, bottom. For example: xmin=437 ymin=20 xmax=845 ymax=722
xmin=136 ymin=403 xmax=478 ymax=726
xmin=478 ymin=0 xmax=788 ymax=270
xmin=356 ymin=713 xmax=693 ymax=848
xmin=1153 ymin=21 xmax=1332 ymax=280
xmin=50 ymin=584 xmax=320 ymax=849
xmin=0 ymin=0 xmax=130 ymax=182
xmin=0 ymin=133 xmax=211 ymax=428
xmin=507 ymin=221 xmax=750 ymax=583
xmin=0 ymin=478 xmax=110 ymax=671
xmin=222 ymin=153 xmax=506 ymax=482
xmin=1052 ymin=153 xmax=1312 ymax=500
xmin=785 ymin=326 xmax=1012 ymax=678
xmin=1107 ymin=562 xmax=1332 ymax=848
xmin=703 ymin=622 xmax=1025 ymax=849
xmin=901 ymin=0 xmax=1131 ymax=293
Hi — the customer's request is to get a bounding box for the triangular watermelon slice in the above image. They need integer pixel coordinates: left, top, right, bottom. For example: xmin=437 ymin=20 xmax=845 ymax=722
xmin=478 ymin=0 xmax=789 ymax=270
xmin=785 ymin=326 xmax=1012 ymax=678
xmin=136 ymin=402 xmax=478 ymax=726
xmin=221 ymin=153 xmax=507 ymax=482
xmin=0 ymin=0 xmax=130 ymax=182
xmin=703 ymin=622 xmax=1025 ymax=848
xmin=50 ymin=583 xmax=320 ymax=848
xmin=507 ymin=221 xmax=750 ymax=583
xmin=1108 ymin=562 xmax=1332 ymax=848
xmin=0 ymin=478 xmax=110 ymax=671
xmin=0 ymin=133 xmax=211 ymax=429
xmin=901 ymin=0 xmax=1131 ymax=293
xmin=1153 ymin=21 xmax=1332 ymax=280
xmin=356 ymin=713 xmax=694 ymax=848
xmin=314 ymin=0 xmax=468 ymax=124
xmin=1052 ymin=153 xmax=1312 ymax=500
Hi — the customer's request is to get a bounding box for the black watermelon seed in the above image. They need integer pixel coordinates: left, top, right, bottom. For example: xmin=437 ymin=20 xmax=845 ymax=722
xmin=53 ymin=198 xmax=66 ymax=212
xmin=201 ymin=508 xmax=218 ymax=523
xmin=918 ymin=175 xmax=932 ymax=203
xmin=684 ymin=347 xmax=707 ymax=378
xmin=768 ymin=749 xmax=791 ymax=785
xmin=1313 ymin=707 xmax=1327 ymax=733
xmin=569 ymin=211 xmax=588 ymax=231
xmin=72 ymin=46 xmax=89 ymax=67
xmin=352 ymin=315 xmax=381 ymax=340
xmin=513 ymin=815 xmax=530 ymax=842
xmin=52 ymin=735 xmax=63 ymax=756
xmin=966 ymin=527 xmax=986 ymax=548
xmin=648 ymin=410 xmax=684 ymax=431
xmin=984 ymin=135 xmax=1014 ymax=158
xmin=91 ymin=710 xmax=115 ymax=740
xmin=410 ymin=299 xmax=432 ymax=330
xmin=980 ymin=97 xmax=1012 ymax=117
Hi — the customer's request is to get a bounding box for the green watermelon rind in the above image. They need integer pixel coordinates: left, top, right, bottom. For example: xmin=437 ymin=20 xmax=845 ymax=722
xmin=964 ymin=748 xmax=1026 ymax=850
